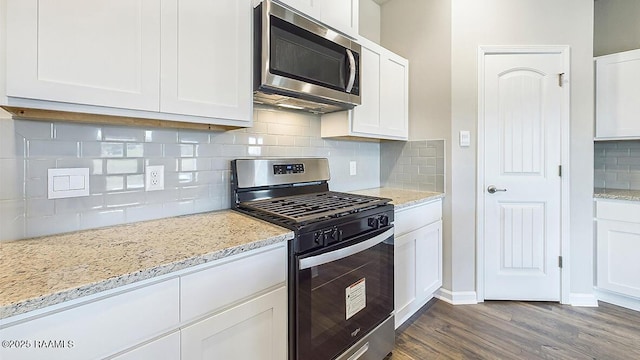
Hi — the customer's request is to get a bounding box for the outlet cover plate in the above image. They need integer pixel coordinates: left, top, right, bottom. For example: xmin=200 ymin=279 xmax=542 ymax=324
xmin=145 ymin=165 xmax=165 ymax=191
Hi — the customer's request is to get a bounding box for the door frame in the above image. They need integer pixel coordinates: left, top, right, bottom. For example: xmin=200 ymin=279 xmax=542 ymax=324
xmin=476 ymin=46 xmax=571 ymax=304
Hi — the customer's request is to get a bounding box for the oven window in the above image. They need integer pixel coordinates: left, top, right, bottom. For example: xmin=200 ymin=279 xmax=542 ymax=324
xmin=270 ymin=16 xmax=348 ymax=92
xmin=296 ymin=231 xmax=393 ymax=360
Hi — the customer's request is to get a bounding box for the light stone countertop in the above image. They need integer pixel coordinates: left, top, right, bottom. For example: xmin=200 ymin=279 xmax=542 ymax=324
xmin=0 ymin=187 xmax=442 ymax=321
xmin=594 ymin=188 xmax=640 ymax=202
xmin=352 ymin=187 xmax=444 ymax=210
xmin=0 ymin=210 xmax=293 ymax=320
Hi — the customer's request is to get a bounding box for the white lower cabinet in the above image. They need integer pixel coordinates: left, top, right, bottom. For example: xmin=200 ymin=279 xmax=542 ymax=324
xmin=181 ymin=287 xmax=287 ymax=360
xmin=0 ymin=279 xmax=180 ymax=360
xmin=595 ymin=200 xmax=640 ymax=309
xmin=394 ymin=199 xmax=443 ymax=328
xmin=112 ymin=332 xmax=180 ymax=360
xmin=0 ymin=243 xmax=287 ymax=360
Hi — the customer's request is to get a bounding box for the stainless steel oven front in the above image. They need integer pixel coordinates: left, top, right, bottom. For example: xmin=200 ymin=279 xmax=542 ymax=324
xmin=293 ymin=226 xmax=395 ymax=360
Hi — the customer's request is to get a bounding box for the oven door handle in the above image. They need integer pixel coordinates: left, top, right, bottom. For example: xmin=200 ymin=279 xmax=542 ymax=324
xmin=299 ymin=227 xmax=393 ymax=270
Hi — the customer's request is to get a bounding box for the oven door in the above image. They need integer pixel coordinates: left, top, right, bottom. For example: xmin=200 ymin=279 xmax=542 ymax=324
xmin=295 ymin=226 xmax=394 ymax=360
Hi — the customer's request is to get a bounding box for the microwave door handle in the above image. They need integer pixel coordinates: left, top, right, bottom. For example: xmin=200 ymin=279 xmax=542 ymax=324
xmin=346 ymin=49 xmax=356 ymax=93
xmin=299 ymin=228 xmax=393 ymax=270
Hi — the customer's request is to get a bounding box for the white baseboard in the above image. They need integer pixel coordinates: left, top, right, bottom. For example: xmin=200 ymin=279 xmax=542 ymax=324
xmin=596 ymin=289 xmax=640 ymax=312
xmin=568 ymin=292 xmax=599 ymax=307
xmin=435 ymin=288 xmax=478 ymax=305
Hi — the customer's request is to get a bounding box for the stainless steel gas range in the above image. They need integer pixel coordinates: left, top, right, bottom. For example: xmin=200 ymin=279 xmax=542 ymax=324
xmin=231 ymin=158 xmax=395 ymax=360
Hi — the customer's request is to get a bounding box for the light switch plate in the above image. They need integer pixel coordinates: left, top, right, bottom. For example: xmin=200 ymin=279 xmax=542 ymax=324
xmin=48 ymin=168 xmax=90 ymax=199
xmin=350 ymin=161 xmax=357 ymax=176
xmin=459 ymin=131 xmax=471 ymax=147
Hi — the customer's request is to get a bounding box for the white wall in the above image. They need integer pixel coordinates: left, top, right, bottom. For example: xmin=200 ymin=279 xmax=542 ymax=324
xmin=594 ymin=0 xmax=640 ymax=56
xmin=379 ymin=0 xmax=453 ymax=290
xmin=451 ymin=0 xmax=594 ymax=301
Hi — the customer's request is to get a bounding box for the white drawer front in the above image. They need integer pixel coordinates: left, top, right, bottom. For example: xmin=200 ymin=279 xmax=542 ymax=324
xmin=180 ymin=244 xmax=286 ymax=322
xmin=395 ymin=200 xmax=442 ymax=237
xmin=596 ymin=199 xmax=640 ymax=223
xmin=0 ymin=279 xmax=180 ymax=360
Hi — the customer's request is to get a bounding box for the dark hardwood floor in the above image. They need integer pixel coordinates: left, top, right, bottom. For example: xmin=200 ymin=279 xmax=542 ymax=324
xmin=388 ymin=300 xmax=640 ymax=360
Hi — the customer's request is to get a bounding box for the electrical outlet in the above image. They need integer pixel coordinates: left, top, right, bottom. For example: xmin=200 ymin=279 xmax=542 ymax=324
xmin=145 ymin=165 xmax=164 ymax=191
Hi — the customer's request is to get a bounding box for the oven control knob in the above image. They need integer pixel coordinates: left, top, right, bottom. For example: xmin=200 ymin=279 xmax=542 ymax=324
xmin=330 ymin=228 xmax=340 ymax=242
xmin=368 ymin=217 xmax=379 ymax=229
xmin=379 ymin=214 xmax=389 ymax=227
xmin=314 ymin=231 xmax=322 ymax=244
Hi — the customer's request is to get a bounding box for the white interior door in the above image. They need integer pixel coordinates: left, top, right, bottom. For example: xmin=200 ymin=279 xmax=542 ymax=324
xmin=482 ymin=51 xmax=564 ymax=301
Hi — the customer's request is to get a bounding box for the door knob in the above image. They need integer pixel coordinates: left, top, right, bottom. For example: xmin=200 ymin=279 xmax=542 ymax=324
xmin=487 ymin=185 xmax=507 ymax=194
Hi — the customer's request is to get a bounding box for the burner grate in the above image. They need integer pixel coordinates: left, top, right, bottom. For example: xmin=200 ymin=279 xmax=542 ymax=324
xmin=239 ymin=191 xmax=390 ymax=223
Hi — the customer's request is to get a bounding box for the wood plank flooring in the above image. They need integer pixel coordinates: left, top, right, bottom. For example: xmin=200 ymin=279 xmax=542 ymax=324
xmin=387 ymin=300 xmax=640 ymax=360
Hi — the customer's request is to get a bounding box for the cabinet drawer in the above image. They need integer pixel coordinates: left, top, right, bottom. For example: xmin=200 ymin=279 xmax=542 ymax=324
xmin=395 ymin=200 xmax=442 ymax=237
xmin=180 ymin=244 xmax=286 ymax=322
xmin=596 ymin=200 xmax=640 ymax=223
xmin=0 ymin=279 xmax=180 ymax=360
xmin=112 ymin=332 xmax=180 ymax=360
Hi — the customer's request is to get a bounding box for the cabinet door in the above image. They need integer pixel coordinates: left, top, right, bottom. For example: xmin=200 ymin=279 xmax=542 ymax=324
xmin=160 ymin=0 xmax=252 ymax=123
xmin=278 ymin=0 xmax=318 ymax=18
xmin=379 ymin=51 xmax=409 ymax=139
xmin=319 ymin=0 xmax=358 ymax=37
xmin=181 ymin=287 xmax=287 ymax=360
xmin=0 ymin=279 xmax=180 ymax=360
xmin=394 ymin=230 xmax=417 ymax=328
xmin=351 ymin=44 xmax=382 ymax=136
xmin=597 ymin=219 xmax=640 ymax=298
xmin=596 ymin=49 xmax=640 ymax=139
xmin=415 ymin=220 xmax=443 ymax=300
xmin=112 ymin=332 xmax=180 ymax=360
xmin=6 ymin=0 xmax=161 ymax=111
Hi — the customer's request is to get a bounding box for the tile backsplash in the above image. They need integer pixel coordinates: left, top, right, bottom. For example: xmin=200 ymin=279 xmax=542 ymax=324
xmin=0 ymin=107 xmax=382 ymax=241
xmin=380 ymin=140 xmax=445 ymax=192
xmin=594 ymin=140 xmax=640 ymax=190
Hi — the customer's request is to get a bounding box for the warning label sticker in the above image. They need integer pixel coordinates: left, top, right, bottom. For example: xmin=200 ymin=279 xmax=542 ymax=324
xmin=345 ymin=278 xmax=366 ymax=320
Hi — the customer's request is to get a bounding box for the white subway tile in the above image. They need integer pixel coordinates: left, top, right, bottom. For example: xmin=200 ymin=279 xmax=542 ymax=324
xmin=15 ymin=120 xmax=53 ymax=140
xmin=106 ymin=159 xmax=141 ymax=174
xmin=55 ymin=194 xmax=104 ymax=214
xmin=103 ymin=127 xmax=145 ymax=142
xmin=165 ymin=144 xmax=194 ymax=157
xmin=28 ymin=140 xmax=78 ymax=157
xmin=125 ymin=204 xmax=166 ymax=223
xmin=0 ymin=199 xmax=26 ymax=241
xmin=179 ymin=131 xmax=210 ymax=144
xmin=143 ymin=143 xmax=163 ymax=157
xmin=26 ymin=198 xmax=55 ymax=217
xmin=79 ymin=209 xmax=125 ymax=230
xmin=100 ymin=143 xmax=125 ymax=158
xmin=105 ymin=191 xmax=146 ymax=208
xmin=26 ymin=178 xmax=47 ymax=198
xmin=55 ymin=123 xmax=102 ymax=141
xmin=26 ymin=213 xmax=80 ymax=238
xmin=105 ymin=176 xmax=125 ymax=191
xmin=0 ymin=160 xmax=24 ymax=200
xmin=126 ymin=143 xmax=144 ymax=157
xmin=127 ymin=174 xmax=145 ymax=189
xmin=145 ymin=129 xmax=178 ymax=143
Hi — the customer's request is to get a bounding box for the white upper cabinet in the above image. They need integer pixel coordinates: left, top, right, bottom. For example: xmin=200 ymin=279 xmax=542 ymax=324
xmin=160 ymin=0 xmax=252 ymax=121
xmin=595 ymin=49 xmax=640 ymax=139
xmin=277 ymin=0 xmax=359 ymax=37
xmin=4 ymin=0 xmax=252 ymax=127
xmin=6 ymin=0 xmax=161 ymax=112
xmin=321 ymin=36 xmax=409 ymax=140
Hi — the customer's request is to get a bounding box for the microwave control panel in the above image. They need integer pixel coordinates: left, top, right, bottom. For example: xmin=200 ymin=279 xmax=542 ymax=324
xmin=274 ymin=163 xmax=305 ymax=175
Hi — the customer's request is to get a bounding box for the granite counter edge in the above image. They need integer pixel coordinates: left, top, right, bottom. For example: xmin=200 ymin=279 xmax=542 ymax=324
xmin=0 ymin=232 xmax=293 ymax=321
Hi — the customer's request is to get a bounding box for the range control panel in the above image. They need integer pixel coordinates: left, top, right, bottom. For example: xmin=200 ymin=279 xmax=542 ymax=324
xmin=274 ymin=163 xmax=305 ymax=175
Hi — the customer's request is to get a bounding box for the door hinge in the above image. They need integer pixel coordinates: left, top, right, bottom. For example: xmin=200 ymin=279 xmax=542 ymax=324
xmin=558 ymin=73 xmax=565 ymax=87
xmin=559 ymin=256 xmax=563 ymax=268
xmin=559 ymin=165 xmax=562 ymax=177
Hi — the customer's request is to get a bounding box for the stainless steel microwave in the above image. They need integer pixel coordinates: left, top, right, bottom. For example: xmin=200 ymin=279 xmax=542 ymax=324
xmin=253 ymin=0 xmax=361 ymax=114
